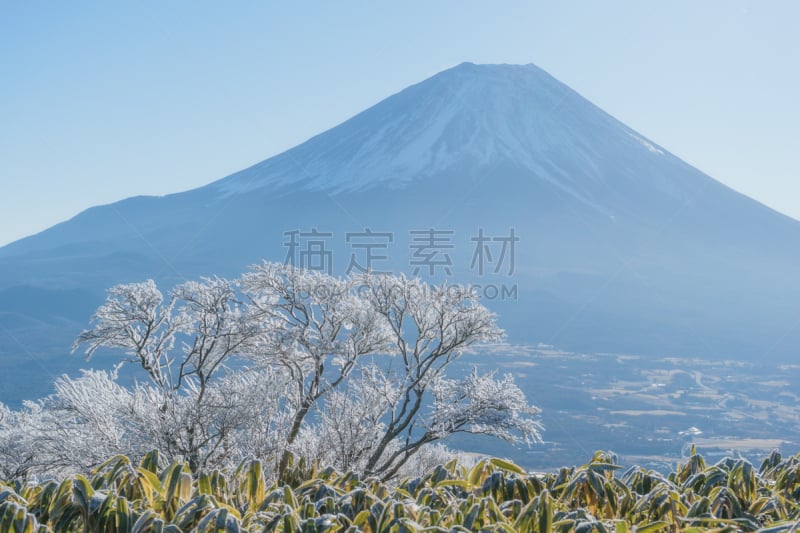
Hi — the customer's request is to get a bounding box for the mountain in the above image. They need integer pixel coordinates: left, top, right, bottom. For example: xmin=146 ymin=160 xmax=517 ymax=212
xmin=2 ymin=62 xmax=800 ymax=407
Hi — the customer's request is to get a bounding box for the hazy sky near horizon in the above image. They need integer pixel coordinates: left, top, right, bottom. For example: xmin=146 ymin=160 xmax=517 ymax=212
xmin=1 ymin=1 xmax=798 ymax=246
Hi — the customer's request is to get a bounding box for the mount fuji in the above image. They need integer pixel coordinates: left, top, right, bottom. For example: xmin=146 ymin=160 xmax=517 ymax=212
xmin=2 ymin=62 xmax=800 ymax=407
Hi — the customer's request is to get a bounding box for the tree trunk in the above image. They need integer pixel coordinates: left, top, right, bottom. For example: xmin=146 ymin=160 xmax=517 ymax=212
xmin=278 ymin=401 xmax=311 ymax=476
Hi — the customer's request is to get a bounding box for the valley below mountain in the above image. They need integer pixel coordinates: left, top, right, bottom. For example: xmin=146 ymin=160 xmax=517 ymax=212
xmin=453 ymin=346 xmax=800 ymax=470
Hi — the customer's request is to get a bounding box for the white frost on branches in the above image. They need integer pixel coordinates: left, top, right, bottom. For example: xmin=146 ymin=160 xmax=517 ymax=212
xmin=430 ymin=369 xmax=543 ymax=444
xmin=0 ymin=263 xmax=542 ymax=480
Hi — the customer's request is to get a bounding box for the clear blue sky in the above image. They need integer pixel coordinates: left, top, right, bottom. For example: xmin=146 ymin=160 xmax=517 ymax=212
xmin=1 ymin=1 xmax=798 ymax=246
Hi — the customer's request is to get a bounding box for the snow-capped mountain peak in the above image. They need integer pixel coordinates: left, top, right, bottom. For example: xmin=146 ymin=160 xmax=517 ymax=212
xmin=211 ymin=62 xmax=678 ymax=210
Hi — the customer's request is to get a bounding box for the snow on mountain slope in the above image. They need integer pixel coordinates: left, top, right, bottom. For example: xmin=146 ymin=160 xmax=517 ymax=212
xmin=211 ymin=63 xmax=697 ymax=213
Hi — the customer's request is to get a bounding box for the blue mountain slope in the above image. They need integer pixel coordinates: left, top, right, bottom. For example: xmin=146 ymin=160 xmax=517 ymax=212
xmin=2 ymin=62 xmax=800 ymax=407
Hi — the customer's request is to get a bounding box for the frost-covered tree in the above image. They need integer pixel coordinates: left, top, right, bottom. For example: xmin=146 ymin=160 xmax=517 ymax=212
xmin=0 ymin=369 xmax=154 ymax=479
xmin=278 ymin=272 xmax=541 ymax=479
xmin=72 ymin=277 xmax=270 ymax=471
xmin=0 ymin=402 xmax=35 ymax=479
xmin=0 ymin=367 xmax=291 ymax=479
xmin=292 ymin=364 xmax=398 ymax=472
xmin=240 ymin=263 xmax=393 ymax=475
xmin=73 ymin=277 xmax=256 ymax=399
xmin=0 ymin=262 xmax=542 ymax=479
xmin=332 ymin=273 xmax=540 ymax=479
xmin=72 ymin=280 xmax=180 ymax=397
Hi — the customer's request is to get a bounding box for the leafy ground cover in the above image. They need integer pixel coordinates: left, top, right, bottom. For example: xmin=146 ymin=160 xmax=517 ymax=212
xmin=3 ymin=448 xmax=800 ymax=532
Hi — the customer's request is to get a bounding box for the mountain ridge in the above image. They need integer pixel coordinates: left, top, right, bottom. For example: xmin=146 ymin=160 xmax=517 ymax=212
xmin=4 ymin=62 xmax=793 ymax=256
